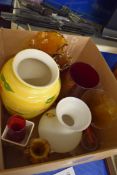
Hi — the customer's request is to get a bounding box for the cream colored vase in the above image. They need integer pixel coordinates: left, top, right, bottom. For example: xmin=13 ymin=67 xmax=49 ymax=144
xmin=39 ymin=97 xmax=92 ymax=153
xmin=0 ymin=49 xmax=61 ymax=119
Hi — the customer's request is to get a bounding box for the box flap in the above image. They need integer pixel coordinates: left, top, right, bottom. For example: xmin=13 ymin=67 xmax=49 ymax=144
xmin=77 ymin=38 xmax=117 ymax=101
xmin=0 ymin=29 xmax=36 ymax=68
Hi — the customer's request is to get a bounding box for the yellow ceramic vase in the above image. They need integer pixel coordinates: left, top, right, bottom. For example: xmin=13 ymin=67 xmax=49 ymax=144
xmin=0 ymin=49 xmax=61 ymax=119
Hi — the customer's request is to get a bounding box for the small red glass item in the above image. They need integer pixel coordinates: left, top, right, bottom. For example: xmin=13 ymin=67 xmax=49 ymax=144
xmin=81 ymin=126 xmax=99 ymax=151
xmin=112 ymin=63 xmax=117 ymax=79
xmin=60 ymin=62 xmax=99 ymax=98
xmin=70 ymin=62 xmax=99 ymax=88
xmin=7 ymin=115 xmax=26 ymax=142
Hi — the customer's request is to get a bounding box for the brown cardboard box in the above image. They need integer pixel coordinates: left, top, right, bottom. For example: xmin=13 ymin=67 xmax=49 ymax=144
xmin=0 ymin=28 xmax=117 ymax=175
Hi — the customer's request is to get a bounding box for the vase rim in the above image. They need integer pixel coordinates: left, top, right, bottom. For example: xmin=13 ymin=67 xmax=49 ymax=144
xmin=56 ymin=97 xmax=92 ymax=132
xmin=12 ymin=49 xmax=59 ymax=89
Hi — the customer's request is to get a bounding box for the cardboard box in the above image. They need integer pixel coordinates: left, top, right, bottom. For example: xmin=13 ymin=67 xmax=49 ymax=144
xmin=0 ymin=28 xmax=117 ymax=175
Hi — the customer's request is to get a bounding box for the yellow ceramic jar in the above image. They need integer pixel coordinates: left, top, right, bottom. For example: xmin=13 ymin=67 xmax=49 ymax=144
xmin=0 ymin=49 xmax=61 ymax=119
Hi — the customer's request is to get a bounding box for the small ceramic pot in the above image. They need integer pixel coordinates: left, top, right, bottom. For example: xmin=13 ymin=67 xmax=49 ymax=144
xmin=38 ymin=97 xmax=92 ymax=153
xmin=0 ymin=49 xmax=61 ymax=119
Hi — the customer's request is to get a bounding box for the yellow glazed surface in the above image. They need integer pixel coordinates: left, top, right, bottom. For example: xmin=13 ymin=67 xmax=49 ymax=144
xmin=0 ymin=58 xmax=61 ymax=119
